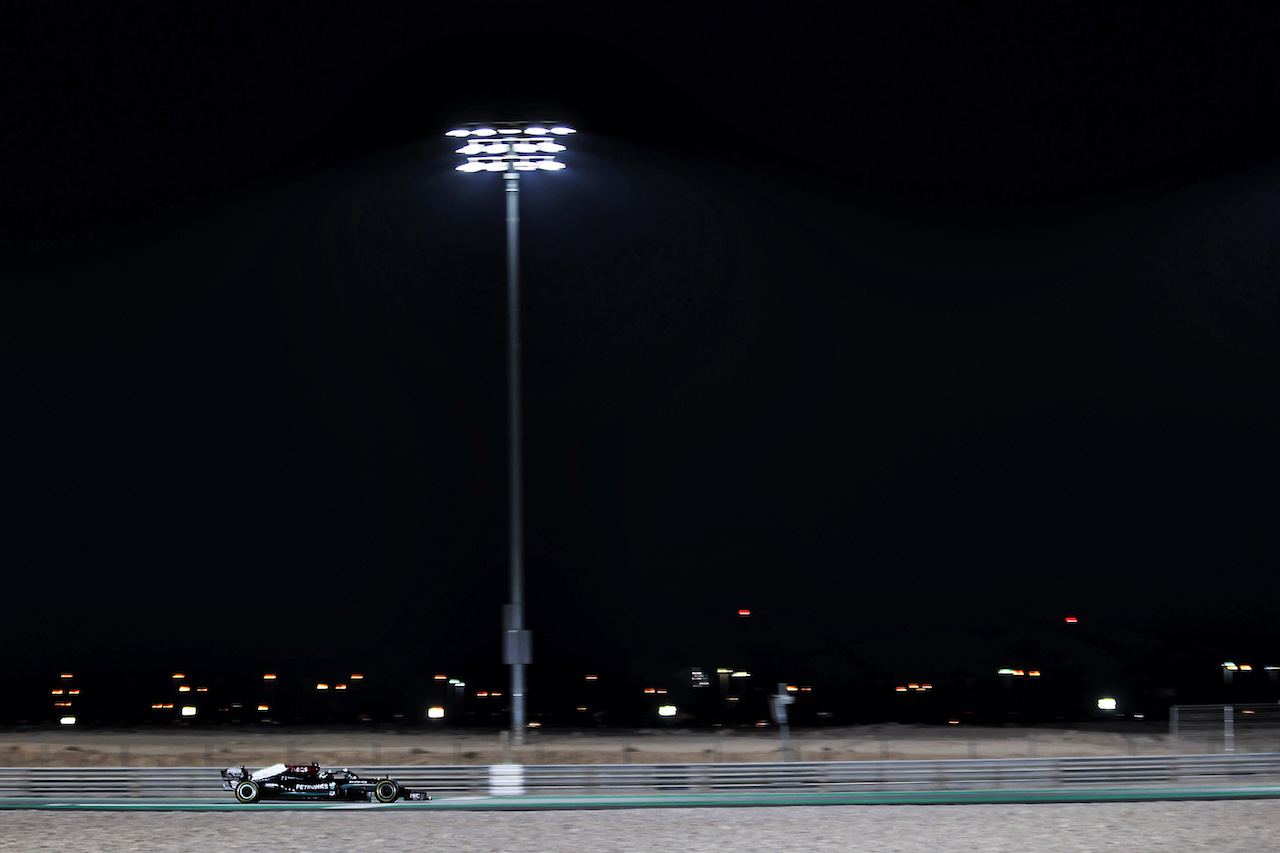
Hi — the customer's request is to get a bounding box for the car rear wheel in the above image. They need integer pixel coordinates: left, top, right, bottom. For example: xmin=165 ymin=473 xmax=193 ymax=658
xmin=234 ymin=780 xmax=261 ymax=803
xmin=374 ymin=780 xmax=400 ymax=803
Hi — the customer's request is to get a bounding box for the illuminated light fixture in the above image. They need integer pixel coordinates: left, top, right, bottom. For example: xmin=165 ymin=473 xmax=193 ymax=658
xmin=1266 ymin=666 xmax=1280 ymax=671
xmin=717 ymin=668 xmax=732 ymax=674
xmin=69 ymin=689 xmax=80 ymax=695
xmin=178 ymin=686 xmax=191 ymax=692
xmin=196 ymin=687 xmax=208 ymax=693
xmin=1029 ymin=671 xmax=1042 ymax=677
xmin=908 ymin=683 xmax=919 ymax=689
xmin=316 ymin=683 xmax=329 ymax=690
xmin=60 ymin=716 xmax=76 ymax=725
xmin=163 ymin=704 xmax=173 ymax=709
xmin=726 ymin=696 xmax=739 ymax=702
xmin=351 ymin=674 xmax=364 ymax=680
xmin=53 ymin=702 xmax=72 ymax=707
xmin=644 ymin=687 xmax=656 ymax=694
xmin=731 ymin=671 xmax=751 ymax=678
xmin=527 ymin=722 xmax=541 ymax=728
xmin=434 ymin=675 xmax=448 ymax=681
xmin=151 ymin=703 xmax=164 ymax=709
xmin=451 ymin=120 xmax=575 ymax=175
xmin=948 ymin=719 xmax=960 ymax=725
xmin=585 ymin=675 xmax=598 ymax=681
xmin=172 ymin=673 xmax=184 ymax=679
xmin=60 ymin=673 xmax=73 ymax=679
xmin=51 ymin=689 xmax=63 ymax=695
xmin=427 ymin=706 xmax=445 ymax=719
xmin=1064 ymin=616 xmax=1078 ymax=623
xmin=576 ymin=706 xmax=588 ymax=712
xmin=258 ymin=705 xmax=269 ymax=712
xmin=801 ymin=686 xmax=812 ymax=692
xmin=786 ymin=685 xmax=799 ymax=692
xmin=448 ymin=678 xmax=462 ymax=685
xmin=181 ymin=706 xmax=197 ymax=717
xmin=738 ymin=609 xmax=751 ymax=617
xmin=477 ymin=692 xmax=490 ymax=697
xmin=491 ymin=692 xmax=502 ymax=697
xmin=998 ymin=668 xmax=1017 ymax=676
xmin=657 ymin=705 xmax=678 ymax=717
xmin=895 ymin=686 xmax=908 ymax=692
xmin=1239 ymin=665 xmax=1253 ymax=672
xmin=1223 ymin=662 xmax=1239 ymax=671
xmin=1097 ymin=697 xmax=1118 ymax=711
xmin=263 ymin=674 xmax=277 ymax=680
xmin=336 ymin=684 xmax=347 ymax=690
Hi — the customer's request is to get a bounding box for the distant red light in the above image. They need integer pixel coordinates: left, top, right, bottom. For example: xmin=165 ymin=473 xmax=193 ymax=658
xmin=1065 ymin=616 xmax=1078 ymax=623
xmin=738 ymin=609 xmax=751 ymax=617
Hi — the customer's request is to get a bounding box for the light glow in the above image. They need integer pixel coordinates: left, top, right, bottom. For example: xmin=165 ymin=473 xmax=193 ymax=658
xmin=60 ymin=716 xmax=76 ymax=725
xmin=427 ymin=706 xmax=445 ymax=719
xmin=263 ymin=674 xmax=277 ymax=680
xmin=1097 ymin=697 xmax=1117 ymax=711
xmin=181 ymin=706 xmax=197 ymax=717
xmin=657 ymin=705 xmax=677 ymax=717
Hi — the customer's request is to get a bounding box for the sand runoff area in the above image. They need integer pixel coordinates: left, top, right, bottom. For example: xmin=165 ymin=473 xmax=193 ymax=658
xmin=0 ymin=724 xmax=1183 ymax=767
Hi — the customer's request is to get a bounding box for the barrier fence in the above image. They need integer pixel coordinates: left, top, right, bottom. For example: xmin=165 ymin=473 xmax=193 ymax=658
xmin=2 ymin=753 xmax=1279 ymax=799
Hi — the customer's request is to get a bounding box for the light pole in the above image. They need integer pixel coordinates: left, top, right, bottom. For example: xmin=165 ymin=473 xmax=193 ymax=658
xmin=447 ymin=121 xmax=576 ymax=745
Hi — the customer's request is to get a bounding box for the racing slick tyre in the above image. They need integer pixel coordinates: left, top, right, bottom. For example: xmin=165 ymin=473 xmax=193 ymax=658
xmin=234 ymin=780 xmax=262 ymax=804
xmin=374 ymin=780 xmax=400 ymax=803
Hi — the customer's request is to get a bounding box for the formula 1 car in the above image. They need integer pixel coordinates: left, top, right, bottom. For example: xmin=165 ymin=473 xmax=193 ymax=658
xmin=221 ymin=762 xmax=431 ymax=803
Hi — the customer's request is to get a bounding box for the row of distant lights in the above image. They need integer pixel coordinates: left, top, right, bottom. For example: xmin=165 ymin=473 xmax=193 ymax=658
xmin=1222 ymin=663 xmax=1280 ymax=671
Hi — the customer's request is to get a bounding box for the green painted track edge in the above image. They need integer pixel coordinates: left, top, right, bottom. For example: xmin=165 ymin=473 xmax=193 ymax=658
xmin=5 ymin=785 xmax=1280 ymax=811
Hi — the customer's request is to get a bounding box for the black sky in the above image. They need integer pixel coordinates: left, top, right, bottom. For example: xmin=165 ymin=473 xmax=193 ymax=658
xmin=3 ymin=3 xmax=1280 ymax=706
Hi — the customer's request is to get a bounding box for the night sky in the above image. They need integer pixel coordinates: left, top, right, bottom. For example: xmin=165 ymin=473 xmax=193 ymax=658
xmin=4 ymin=3 xmax=1280 ymax=718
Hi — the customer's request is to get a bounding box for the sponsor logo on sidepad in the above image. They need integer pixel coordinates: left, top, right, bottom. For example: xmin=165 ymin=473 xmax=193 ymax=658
xmin=294 ymin=782 xmax=336 ymax=791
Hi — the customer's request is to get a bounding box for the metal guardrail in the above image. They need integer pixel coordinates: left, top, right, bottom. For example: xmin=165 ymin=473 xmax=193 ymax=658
xmin=3 ymin=753 xmax=1280 ymax=799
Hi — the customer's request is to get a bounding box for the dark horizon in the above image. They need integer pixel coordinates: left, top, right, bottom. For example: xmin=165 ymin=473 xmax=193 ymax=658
xmin=4 ymin=4 xmax=1279 ymax=727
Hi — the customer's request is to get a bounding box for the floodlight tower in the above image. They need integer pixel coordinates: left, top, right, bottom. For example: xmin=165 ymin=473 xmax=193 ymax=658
xmin=446 ymin=121 xmax=576 ymax=745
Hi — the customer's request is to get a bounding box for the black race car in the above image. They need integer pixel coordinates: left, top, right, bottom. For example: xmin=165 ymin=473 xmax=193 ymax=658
xmin=221 ymin=762 xmax=431 ymax=803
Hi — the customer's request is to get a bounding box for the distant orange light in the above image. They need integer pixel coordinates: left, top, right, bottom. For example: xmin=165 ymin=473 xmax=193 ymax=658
xmin=178 ymin=685 xmax=191 ymax=692
xmin=316 ymin=683 xmax=329 ymax=690
xmin=336 ymin=684 xmax=347 ymax=690
xmin=151 ymin=704 xmax=164 ymax=709
xmin=1065 ymin=616 xmax=1078 ymax=623
xmin=585 ymin=675 xmax=598 ymax=681
xmin=577 ymin=706 xmax=588 ymax=712
xmin=476 ymin=692 xmax=489 ymax=697
xmin=51 ymin=689 xmax=64 ymax=695
xmin=738 ymin=609 xmax=751 ymax=616
xmin=434 ymin=674 xmax=447 ymax=680
xmin=258 ymin=705 xmax=270 ymax=712
xmin=263 ymin=674 xmax=277 ymax=680
xmin=68 ymin=689 xmax=80 ymax=695
xmin=60 ymin=673 xmax=73 ymax=679
xmin=491 ymin=692 xmax=503 ymax=697
xmin=908 ymin=683 xmax=919 ymax=689
xmin=643 ymin=688 xmax=656 ymax=694
xmin=350 ymin=674 xmax=364 ymax=680
xmin=800 ymin=686 xmax=812 ymax=692
xmin=53 ymin=702 xmax=72 ymax=707
xmin=1029 ymin=670 xmax=1041 ymax=677
xmin=895 ymin=686 xmax=908 ymax=692
xmin=172 ymin=673 xmax=184 ymax=679
xmin=786 ymin=685 xmax=799 ymax=692
xmin=196 ymin=687 xmax=208 ymax=693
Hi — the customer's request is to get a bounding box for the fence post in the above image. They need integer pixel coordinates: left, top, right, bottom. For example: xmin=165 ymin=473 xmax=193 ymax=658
xmin=1225 ymin=705 xmax=1235 ymax=754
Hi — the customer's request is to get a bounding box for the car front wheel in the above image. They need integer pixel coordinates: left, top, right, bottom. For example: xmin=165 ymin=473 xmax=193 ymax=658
xmin=374 ymin=780 xmax=400 ymax=803
xmin=234 ymin=780 xmax=261 ymax=803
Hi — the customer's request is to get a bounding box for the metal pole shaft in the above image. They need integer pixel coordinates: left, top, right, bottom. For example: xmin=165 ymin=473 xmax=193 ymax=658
xmin=505 ymin=171 xmax=526 ymax=745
